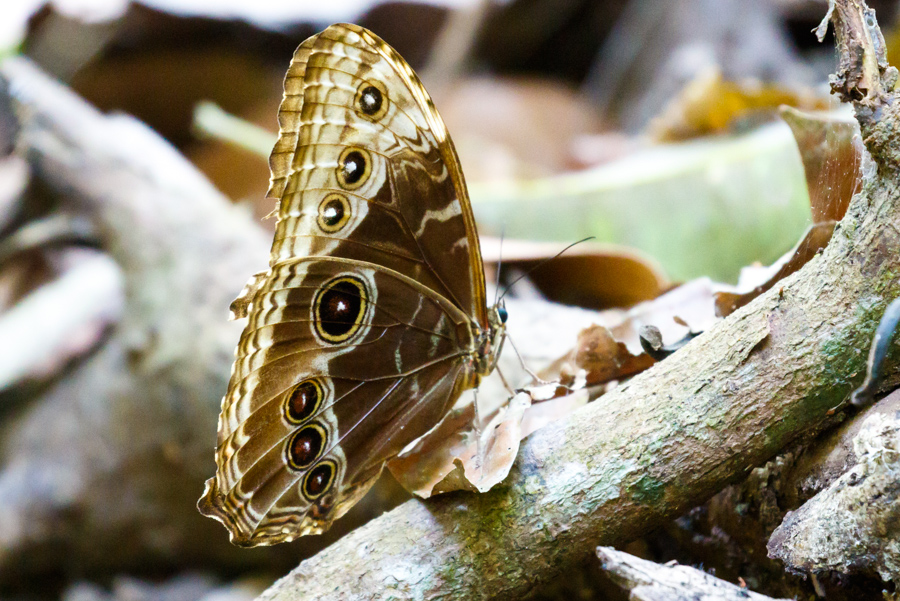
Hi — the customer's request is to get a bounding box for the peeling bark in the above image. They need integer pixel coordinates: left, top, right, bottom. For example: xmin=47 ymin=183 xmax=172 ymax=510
xmin=768 ymin=411 xmax=900 ymax=582
xmin=256 ymin=1 xmax=900 ymax=599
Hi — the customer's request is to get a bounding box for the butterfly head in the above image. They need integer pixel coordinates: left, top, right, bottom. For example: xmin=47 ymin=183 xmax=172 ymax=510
xmin=497 ymin=303 xmax=508 ymax=325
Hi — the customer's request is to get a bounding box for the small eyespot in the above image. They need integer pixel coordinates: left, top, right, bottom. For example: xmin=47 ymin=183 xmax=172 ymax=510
xmin=336 ymin=147 xmax=372 ymax=191
xmin=317 ymin=194 xmax=351 ymax=233
xmin=302 ymin=459 xmax=337 ymax=500
xmin=286 ymin=424 xmax=327 ymax=470
xmin=354 ymin=81 xmax=388 ymax=120
xmin=313 ymin=276 xmax=369 ymax=343
xmin=284 ymin=378 xmax=324 ymax=424
xmin=359 ymin=86 xmax=382 ymax=115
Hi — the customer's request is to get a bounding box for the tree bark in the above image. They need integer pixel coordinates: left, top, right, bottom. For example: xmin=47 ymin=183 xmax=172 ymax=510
xmin=597 ymin=546 xmax=790 ymax=601
xmin=258 ymin=1 xmax=900 ymax=599
xmin=768 ymin=410 xmax=900 ymax=581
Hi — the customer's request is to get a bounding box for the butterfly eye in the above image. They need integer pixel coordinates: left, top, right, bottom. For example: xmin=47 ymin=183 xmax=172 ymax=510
xmin=285 ymin=378 xmax=324 ymax=424
xmin=317 ymin=194 xmax=351 ymax=233
xmin=313 ymin=276 xmax=369 ymax=343
xmin=336 ymin=147 xmax=372 ymax=190
xmin=286 ymin=424 xmax=327 ymax=470
xmin=302 ymin=459 xmax=337 ymax=500
xmin=498 ymin=306 xmax=508 ymax=324
xmin=354 ymin=81 xmax=388 ymax=120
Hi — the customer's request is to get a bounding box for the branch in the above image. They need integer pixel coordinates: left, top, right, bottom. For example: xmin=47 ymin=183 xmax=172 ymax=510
xmin=768 ymin=409 xmax=900 ymax=581
xmin=258 ymin=2 xmax=900 ymax=599
xmin=818 ymin=0 xmax=900 ymax=167
xmin=597 ymin=547 xmax=790 ymax=601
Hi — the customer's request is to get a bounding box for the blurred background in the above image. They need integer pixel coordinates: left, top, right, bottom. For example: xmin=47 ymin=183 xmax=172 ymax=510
xmin=8 ymin=0 xmax=881 ymax=280
xmin=0 ymin=0 xmax=893 ymax=599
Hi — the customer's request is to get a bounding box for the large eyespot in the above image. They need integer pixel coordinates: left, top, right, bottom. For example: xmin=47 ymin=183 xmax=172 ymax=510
xmin=286 ymin=424 xmax=327 ymax=470
xmin=336 ymin=147 xmax=371 ymax=191
xmin=317 ymin=194 xmax=351 ymax=233
xmin=302 ymin=459 xmax=337 ymax=500
xmin=312 ymin=276 xmax=369 ymax=343
xmin=354 ymin=80 xmax=388 ymax=120
xmin=284 ymin=378 xmax=324 ymax=424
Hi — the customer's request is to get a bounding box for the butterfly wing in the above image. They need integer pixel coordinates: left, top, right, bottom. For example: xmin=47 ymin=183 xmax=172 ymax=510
xmin=268 ymin=23 xmax=487 ymax=325
xmin=199 ymin=24 xmax=488 ymax=545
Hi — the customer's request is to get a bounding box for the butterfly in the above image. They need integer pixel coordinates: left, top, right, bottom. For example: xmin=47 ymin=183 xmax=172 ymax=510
xmin=198 ymin=23 xmax=507 ymax=546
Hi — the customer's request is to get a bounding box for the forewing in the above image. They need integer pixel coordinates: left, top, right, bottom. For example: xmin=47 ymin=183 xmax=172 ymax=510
xmin=267 ymin=23 xmax=487 ymax=325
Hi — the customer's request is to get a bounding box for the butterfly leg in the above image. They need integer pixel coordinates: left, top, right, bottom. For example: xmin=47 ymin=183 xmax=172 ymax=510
xmin=472 ymin=387 xmax=485 ymax=469
xmin=495 ymin=365 xmax=516 ymax=397
xmin=506 ymin=332 xmax=557 ymax=387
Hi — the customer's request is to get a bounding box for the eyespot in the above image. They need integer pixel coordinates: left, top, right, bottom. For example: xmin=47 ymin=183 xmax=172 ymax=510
xmin=286 ymin=424 xmax=327 ymax=470
xmin=302 ymin=459 xmax=337 ymax=500
xmin=312 ymin=276 xmax=369 ymax=343
xmin=354 ymin=81 xmax=388 ymax=120
xmin=316 ymin=194 xmax=351 ymax=233
xmin=336 ymin=147 xmax=371 ymax=191
xmin=284 ymin=378 xmax=324 ymax=424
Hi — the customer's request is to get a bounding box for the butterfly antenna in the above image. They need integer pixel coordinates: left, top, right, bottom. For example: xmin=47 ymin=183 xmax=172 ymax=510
xmin=492 ymin=228 xmax=506 ymax=308
xmin=497 ymin=237 xmax=594 ymax=302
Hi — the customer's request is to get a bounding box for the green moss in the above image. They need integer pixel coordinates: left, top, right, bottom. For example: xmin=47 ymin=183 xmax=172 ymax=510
xmin=629 ymin=473 xmax=666 ymax=505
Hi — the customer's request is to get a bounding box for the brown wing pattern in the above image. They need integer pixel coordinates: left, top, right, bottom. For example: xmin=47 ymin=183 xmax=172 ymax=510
xmin=199 ymin=24 xmax=491 ymax=545
xmin=267 ymin=23 xmax=486 ymax=325
xmin=200 ymin=258 xmax=477 ymax=544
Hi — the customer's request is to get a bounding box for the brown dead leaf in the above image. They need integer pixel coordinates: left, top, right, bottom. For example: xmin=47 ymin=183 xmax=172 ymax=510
xmin=480 ymin=237 xmax=669 ymax=310
xmin=388 ymin=383 xmax=593 ymax=499
xmin=715 ymin=107 xmax=862 ymax=317
xmin=540 ymin=278 xmax=719 ymax=387
xmin=520 ymin=390 xmax=590 ymax=438
xmin=387 ymin=392 xmax=531 ymax=498
xmin=648 ymin=67 xmax=833 ymax=142
xmin=608 ymin=278 xmax=719 ymax=352
xmin=568 ymin=324 xmax=655 ymax=385
xmin=780 ymin=106 xmax=862 ymax=223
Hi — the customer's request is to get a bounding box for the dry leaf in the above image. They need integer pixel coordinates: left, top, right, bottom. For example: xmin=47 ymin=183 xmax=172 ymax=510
xmin=563 ymin=324 xmax=655 ymax=386
xmin=779 ymin=106 xmax=862 ymax=223
xmin=387 ymin=392 xmax=532 ymax=498
xmin=715 ymin=107 xmax=862 ymax=316
xmin=541 ymin=279 xmax=719 ymax=388
xmin=480 ymin=236 xmax=669 ymax=310
xmin=715 ymin=222 xmax=835 ymax=316
xmin=648 ymin=67 xmax=832 ymax=142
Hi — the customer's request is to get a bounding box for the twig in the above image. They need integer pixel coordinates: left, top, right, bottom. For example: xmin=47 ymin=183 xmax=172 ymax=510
xmin=597 ymin=546 xmax=791 ymax=601
xmin=192 ymin=101 xmax=275 ymax=158
xmin=0 ymin=249 xmax=121 ymax=393
xmin=851 ymin=297 xmax=900 ymax=405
